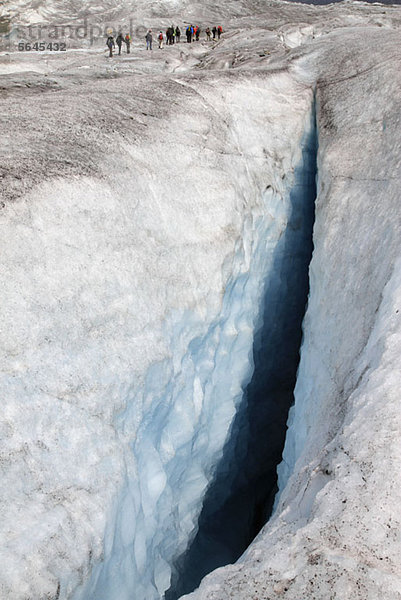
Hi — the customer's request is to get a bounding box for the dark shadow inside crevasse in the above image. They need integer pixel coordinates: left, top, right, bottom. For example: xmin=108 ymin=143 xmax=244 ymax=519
xmin=165 ymin=109 xmax=318 ymax=600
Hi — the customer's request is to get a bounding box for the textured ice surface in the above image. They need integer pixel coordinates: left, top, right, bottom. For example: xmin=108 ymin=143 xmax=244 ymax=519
xmin=1 ymin=1 xmax=401 ymax=599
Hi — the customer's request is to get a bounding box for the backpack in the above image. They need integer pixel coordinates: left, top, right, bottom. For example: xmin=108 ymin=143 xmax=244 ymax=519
xmin=159 ymin=33 xmax=163 ymax=40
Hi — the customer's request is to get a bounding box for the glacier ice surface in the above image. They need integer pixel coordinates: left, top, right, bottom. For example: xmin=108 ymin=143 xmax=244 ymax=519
xmin=1 ymin=1 xmax=401 ymax=599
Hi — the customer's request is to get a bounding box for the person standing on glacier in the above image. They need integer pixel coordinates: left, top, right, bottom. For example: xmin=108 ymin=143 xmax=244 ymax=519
xmin=158 ymin=31 xmax=164 ymax=49
xmin=124 ymin=33 xmax=131 ymax=53
xmin=116 ymin=32 xmax=124 ymax=55
xmin=106 ymin=34 xmax=115 ymax=57
xmin=186 ymin=25 xmax=193 ymax=43
xmin=145 ymin=30 xmax=153 ymax=50
xmin=167 ymin=25 xmax=175 ymax=44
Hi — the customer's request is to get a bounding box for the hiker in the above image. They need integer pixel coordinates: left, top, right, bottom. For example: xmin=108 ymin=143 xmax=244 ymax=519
xmin=170 ymin=25 xmax=176 ymax=44
xmin=186 ymin=25 xmax=192 ymax=43
xmin=167 ymin=26 xmax=174 ymax=45
xmin=124 ymin=33 xmax=131 ymax=53
xmin=146 ymin=29 xmax=153 ymax=50
xmin=158 ymin=31 xmax=164 ymax=49
xmin=195 ymin=26 xmax=200 ymax=41
xmin=212 ymin=26 xmax=217 ymax=39
xmin=217 ymin=25 xmax=223 ymax=39
xmin=116 ymin=32 xmax=124 ymax=55
xmin=175 ymin=26 xmax=181 ymax=42
xmin=206 ymin=27 xmax=211 ymax=41
xmin=106 ymin=34 xmax=115 ymax=57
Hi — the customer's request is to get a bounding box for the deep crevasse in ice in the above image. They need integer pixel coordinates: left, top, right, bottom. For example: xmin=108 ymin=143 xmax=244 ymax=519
xmin=72 ymin=92 xmax=317 ymax=600
xmin=166 ymin=104 xmax=316 ymax=599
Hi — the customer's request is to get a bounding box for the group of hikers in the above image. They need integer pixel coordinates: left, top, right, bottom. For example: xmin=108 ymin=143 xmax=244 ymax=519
xmin=106 ymin=32 xmax=131 ymax=56
xmin=106 ymin=24 xmax=223 ymax=56
xmin=183 ymin=25 xmax=223 ymax=43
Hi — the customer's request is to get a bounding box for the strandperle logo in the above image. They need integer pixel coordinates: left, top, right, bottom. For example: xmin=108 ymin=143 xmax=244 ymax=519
xmin=0 ymin=18 xmax=149 ymax=47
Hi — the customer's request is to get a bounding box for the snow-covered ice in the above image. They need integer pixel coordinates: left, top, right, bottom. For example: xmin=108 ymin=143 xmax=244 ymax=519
xmin=1 ymin=1 xmax=401 ymax=599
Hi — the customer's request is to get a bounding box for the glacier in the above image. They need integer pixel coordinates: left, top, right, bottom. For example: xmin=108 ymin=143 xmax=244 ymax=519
xmin=1 ymin=1 xmax=401 ymax=599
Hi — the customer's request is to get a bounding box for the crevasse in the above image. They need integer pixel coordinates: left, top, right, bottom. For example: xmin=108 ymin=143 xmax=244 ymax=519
xmin=167 ymin=102 xmax=317 ymax=599
xmin=73 ymin=103 xmax=317 ymax=600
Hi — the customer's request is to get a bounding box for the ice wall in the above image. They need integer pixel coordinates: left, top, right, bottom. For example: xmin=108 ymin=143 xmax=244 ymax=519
xmin=81 ymin=193 xmax=287 ymax=600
